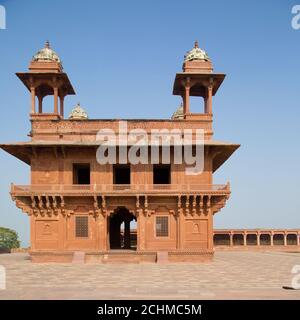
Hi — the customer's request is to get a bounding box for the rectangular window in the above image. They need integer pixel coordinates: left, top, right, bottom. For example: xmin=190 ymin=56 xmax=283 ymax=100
xmin=73 ymin=163 xmax=90 ymax=184
xmin=153 ymin=165 xmax=171 ymax=184
xmin=75 ymin=216 xmax=89 ymax=238
xmin=156 ymin=216 xmax=169 ymax=237
xmin=113 ymin=164 xmax=131 ymax=184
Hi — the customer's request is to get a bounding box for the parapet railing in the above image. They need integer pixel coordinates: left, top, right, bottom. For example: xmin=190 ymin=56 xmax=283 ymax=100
xmin=10 ymin=183 xmax=230 ymax=195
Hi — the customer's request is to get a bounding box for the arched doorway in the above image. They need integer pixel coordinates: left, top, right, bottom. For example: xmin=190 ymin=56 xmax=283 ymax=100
xmin=109 ymin=207 xmax=136 ymax=250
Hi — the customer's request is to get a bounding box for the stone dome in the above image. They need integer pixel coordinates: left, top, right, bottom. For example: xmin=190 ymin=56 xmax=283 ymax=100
xmin=32 ymin=41 xmax=61 ymax=64
xmin=184 ymin=41 xmax=210 ymax=62
xmin=68 ymin=103 xmax=88 ymax=120
xmin=171 ymin=103 xmax=184 ymax=120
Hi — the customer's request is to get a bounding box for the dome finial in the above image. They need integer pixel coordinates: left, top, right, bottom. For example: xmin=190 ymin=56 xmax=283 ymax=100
xmin=32 ymin=41 xmax=62 ymax=65
xmin=171 ymin=102 xmax=184 ymax=120
xmin=184 ymin=41 xmax=210 ymax=62
xmin=69 ymin=102 xmax=88 ymax=120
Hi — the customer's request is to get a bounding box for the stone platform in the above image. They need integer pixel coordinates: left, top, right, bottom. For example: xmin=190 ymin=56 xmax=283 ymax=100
xmin=29 ymin=250 xmax=213 ymax=263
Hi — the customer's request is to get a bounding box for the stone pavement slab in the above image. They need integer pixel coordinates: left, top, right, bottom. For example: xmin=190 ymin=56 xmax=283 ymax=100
xmin=0 ymin=251 xmax=299 ymax=299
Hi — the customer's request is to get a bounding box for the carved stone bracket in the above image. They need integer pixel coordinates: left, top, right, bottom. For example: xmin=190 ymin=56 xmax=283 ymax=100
xmin=211 ymin=195 xmax=228 ymax=214
xmin=65 ymin=209 xmax=75 ymax=218
xmin=169 ymin=209 xmax=176 ymax=216
xmin=143 ymin=196 xmax=149 ymax=217
xmin=52 ymin=196 xmax=58 ymax=215
xmin=206 ymin=195 xmax=211 ymax=215
xmin=185 ymin=195 xmax=190 ymax=216
xmin=14 ymin=198 xmax=32 ymax=216
xmin=199 ymin=195 xmax=204 ymax=215
xmin=38 ymin=195 xmax=44 ymax=215
xmin=101 ymin=195 xmax=107 ymax=216
xmin=45 ymin=195 xmax=52 ymax=216
xmin=192 ymin=195 xmax=197 ymax=216
xmin=60 ymin=195 xmax=65 ymax=216
xmin=92 ymin=195 xmax=102 ymax=218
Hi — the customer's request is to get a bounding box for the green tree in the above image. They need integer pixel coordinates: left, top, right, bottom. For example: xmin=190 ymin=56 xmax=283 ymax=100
xmin=0 ymin=227 xmax=20 ymax=250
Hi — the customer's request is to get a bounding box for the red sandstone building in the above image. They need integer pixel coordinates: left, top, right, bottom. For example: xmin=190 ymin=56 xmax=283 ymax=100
xmin=1 ymin=41 xmax=240 ymax=263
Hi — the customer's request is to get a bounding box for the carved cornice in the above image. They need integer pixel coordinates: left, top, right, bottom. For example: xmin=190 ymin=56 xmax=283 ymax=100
xmin=10 ymin=192 xmax=230 ymax=218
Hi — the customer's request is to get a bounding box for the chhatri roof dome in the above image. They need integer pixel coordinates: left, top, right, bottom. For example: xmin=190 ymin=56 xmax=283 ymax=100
xmin=68 ymin=103 xmax=88 ymax=120
xmin=171 ymin=103 xmax=184 ymax=120
xmin=32 ymin=41 xmax=61 ymax=64
xmin=184 ymin=41 xmax=210 ymax=62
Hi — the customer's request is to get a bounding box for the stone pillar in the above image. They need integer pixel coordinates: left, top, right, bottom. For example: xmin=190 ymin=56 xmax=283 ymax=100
xmin=106 ymin=213 xmax=111 ymax=250
xmin=176 ymin=212 xmax=180 ymax=250
xmin=183 ymin=78 xmax=190 ymax=115
xmin=270 ymin=232 xmax=274 ymax=246
xmin=207 ymin=209 xmax=214 ymax=250
xmin=60 ymin=96 xmax=64 ymax=118
xmin=136 ymin=212 xmax=140 ymax=251
xmin=38 ymin=96 xmax=43 ymax=113
xmin=138 ymin=212 xmax=146 ymax=251
xmin=179 ymin=210 xmax=184 ymax=250
xmin=257 ymin=232 xmax=260 ymax=246
xmin=297 ymin=233 xmax=300 ymax=246
xmin=205 ymin=85 xmax=213 ymax=114
xmin=30 ymin=87 xmax=36 ymax=114
xmin=124 ymin=219 xmax=130 ymax=249
xmin=54 ymin=87 xmax=58 ymax=114
xmin=204 ymin=97 xmax=208 ymax=114
xmin=30 ymin=215 xmax=36 ymax=250
xmin=243 ymin=232 xmax=247 ymax=246
xmin=99 ymin=214 xmax=107 ymax=250
xmin=284 ymin=233 xmax=287 ymax=246
xmin=230 ymin=233 xmax=233 ymax=246
xmin=184 ymin=87 xmax=190 ymax=114
xmin=58 ymin=213 xmax=65 ymax=250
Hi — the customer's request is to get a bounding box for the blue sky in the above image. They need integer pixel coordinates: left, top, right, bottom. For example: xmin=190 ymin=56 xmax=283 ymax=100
xmin=0 ymin=0 xmax=299 ymax=246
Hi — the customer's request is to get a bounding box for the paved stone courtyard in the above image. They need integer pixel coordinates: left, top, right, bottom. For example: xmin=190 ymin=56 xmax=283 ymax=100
xmin=0 ymin=251 xmax=299 ymax=299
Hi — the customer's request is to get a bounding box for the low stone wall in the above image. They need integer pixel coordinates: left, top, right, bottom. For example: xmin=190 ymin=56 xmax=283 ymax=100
xmin=30 ymin=251 xmax=73 ymax=263
xmin=0 ymin=247 xmax=11 ymax=254
xmin=214 ymin=229 xmax=300 ymax=247
xmin=86 ymin=251 xmax=157 ymax=264
xmin=11 ymin=248 xmax=29 ymax=253
xmin=215 ymin=245 xmax=300 ymax=252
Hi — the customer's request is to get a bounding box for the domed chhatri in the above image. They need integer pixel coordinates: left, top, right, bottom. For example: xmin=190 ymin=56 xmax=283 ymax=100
xmin=32 ymin=41 xmax=61 ymax=64
xmin=184 ymin=41 xmax=210 ymax=62
xmin=68 ymin=103 xmax=88 ymax=120
xmin=171 ymin=103 xmax=184 ymax=120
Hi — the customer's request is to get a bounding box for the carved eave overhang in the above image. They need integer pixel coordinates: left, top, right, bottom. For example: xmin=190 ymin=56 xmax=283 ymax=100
xmin=210 ymin=143 xmax=240 ymax=172
xmin=173 ymin=73 xmax=225 ymax=98
xmin=0 ymin=140 xmax=240 ymax=172
xmin=16 ymin=72 xmax=75 ymax=96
